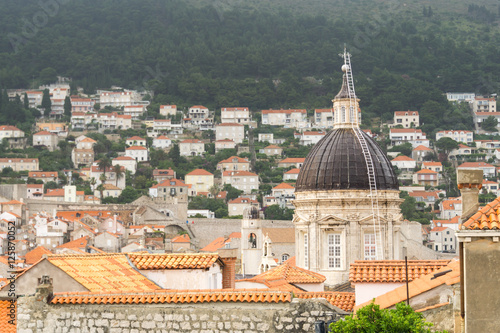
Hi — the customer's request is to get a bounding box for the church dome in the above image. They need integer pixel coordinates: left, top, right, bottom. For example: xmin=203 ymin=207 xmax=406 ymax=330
xmin=295 ymin=129 xmax=399 ymax=192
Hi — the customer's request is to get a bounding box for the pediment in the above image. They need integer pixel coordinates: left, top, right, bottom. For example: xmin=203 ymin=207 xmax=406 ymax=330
xmin=316 ymin=214 xmax=349 ymax=225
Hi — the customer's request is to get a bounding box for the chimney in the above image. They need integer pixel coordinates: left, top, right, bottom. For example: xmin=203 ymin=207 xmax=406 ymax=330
xmin=36 ymin=275 xmax=53 ymax=302
xmin=220 ymin=257 xmax=237 ymax=289
xmin=457 ymin=169 xmax=483 ymax=222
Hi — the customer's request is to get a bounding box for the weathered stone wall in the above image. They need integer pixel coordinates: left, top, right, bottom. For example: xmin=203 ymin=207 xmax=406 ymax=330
xmin=17 ymin=295 xmax=343 ymax=333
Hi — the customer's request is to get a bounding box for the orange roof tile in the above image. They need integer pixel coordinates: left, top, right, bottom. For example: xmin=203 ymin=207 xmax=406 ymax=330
xmin=50 ymin=289 xmax=291 ymax=305
xmin=262 ymin=109 xmax=306 ymax=114
xmin=171 ymin=234 xmax=190 ymax=243
xmin=57 ymin=236 xmax=90 ymax=249
xmin=279 ymin=158 xmax=305 ymax=164
xmin=241 ymin=260 xmax=326 ymax=285
xmin=355 ymin=259 xmax=460 ymax=311
xmin=422 ymin=162 xmax=442 ymax=167
xmin=458 ymin=161 xmax=495 ymax=168
xmin=181 ymin=139 xmax=203 ymax=144
xmin=349 ymin=260 xmax=451 ymax=283
xmin=47 ymin=254 xmax=159 ymax=292
xmin=127 ymin=136 xmax=145 ymax=141
xmin=391 ymin=155 xmax=415 ymax=162
xmin=222 ymin=170 xmax=258 ymax=177
xmin=126 ymin=145 xmax=147 ymax=150
xmin=272 ymin=183 xmax=295 ymax=190
xmin=218 ymin=156 xmax=249 ymax=164
xmin=217 ymin=123 xmax=244 ymax=127
xmin=416 ymin=168 xmax=437 ymax=174
xmin=413 ymin=145 xmax=432 ymax=151
xmin=296 ymin=292 xmax=355 ymax=312
xmin=0 ymin=300 xmax=15 ymax=333
xmin=228 ymin=197 xmax=259 ymax=204
xmin=462 ymin=197 xmax=500 ymax=230
xmin=25 ymin=246 xmax=52 ymax=265
xmin=284 ymin=168 xmax=300 ymax=174
xmin=442 ymin=198 xmax=461 ymax=210
xmin=186 ymin=169 xmax=213 ymax=176
xmin=128 ymin=253 xmax=222 ymax=270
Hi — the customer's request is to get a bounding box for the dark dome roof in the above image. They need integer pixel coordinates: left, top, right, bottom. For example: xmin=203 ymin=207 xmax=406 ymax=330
xmin=296 ymin=129 xmax=398 ymax=192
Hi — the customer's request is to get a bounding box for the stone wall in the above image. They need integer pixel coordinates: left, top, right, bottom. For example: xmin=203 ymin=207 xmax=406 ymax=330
xmin=17 ymin=294 xmax=344 ymax=333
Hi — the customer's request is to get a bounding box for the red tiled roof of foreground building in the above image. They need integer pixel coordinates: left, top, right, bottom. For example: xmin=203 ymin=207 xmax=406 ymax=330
xmin=128 ymin=253 xmax=222 ymax=270
xmin=355 ymin=259 xmax=460 ymax=311
xmin=461 ymin=197 xmax=500 ymax=230
xmin=0 ymin=300 xmax=15 ymax=333
xmin=349 ymin=260 xmax=451 ymax=283
xmin=50 ymin=289 xmax=292 ymax=305
xmin=296 ymin=292 xmax=355 ymax=312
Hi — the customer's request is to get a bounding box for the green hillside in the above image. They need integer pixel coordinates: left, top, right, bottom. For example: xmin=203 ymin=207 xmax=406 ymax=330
xmin=0 ymin=0 xmax=499 ymax=133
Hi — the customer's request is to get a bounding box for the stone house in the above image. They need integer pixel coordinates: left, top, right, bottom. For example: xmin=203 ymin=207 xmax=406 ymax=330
xmin=283 ymin=168 xmax=300 ymax=181
xmin=159 ymin=104 xmax=177 ymax=117
xmin=152 ymin=135 xmax=172 ymax=149
xmin=412 ymin=145 xmax=433 ymax=162
xmin=94 ymin=231 xmax=122 ymax=252
xmin=260 ymin=145 xmax=283 ymax=156
xmin=412 ymin=169 xmax=439 ymax=186
xmin=28 ymin=171 xmax=58 ymax=183
xmin=314 ymin=108 xmax=334 ymax=128
xmin=222 ymin=171 xmax=259 ymax=194
xmin=217 ymin=156 xmax=250 ymax=172
xmin=33 ymin=130 xmax=59 ymax=151
xmin=392 ymin=110 xmax=419 ymax=128
xmin=152 ymin=168 xmax=176 ymax=183
xmin=215 ymin=139 xmax=236 ymax=152
xmin=220 ymin=107 xmax=251 ymax=124
xmin=125 ymin=136 xmax=146 ymax=147
xmin=228 ymin=197 xmax=260 ymax=216
xmin=179 ymin=139 xmax=205 ymax=156
xmin=216 ymin=123 xmax=245 ymax=144
xmin=0 ymin=158 xmax=38 ymax=172
xmin=278 ymin=157 xmax=305 ymax=169
xmin=184 ymin=169 xmax=214 ymax=194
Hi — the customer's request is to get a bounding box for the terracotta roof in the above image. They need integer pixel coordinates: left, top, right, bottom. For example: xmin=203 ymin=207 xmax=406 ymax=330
xmin=29 ymin=171 xmax=58 ymax=178
xmin=413 ymin=145 xmax=432 ymax=151
xmin=239 ymin=258 xmax=325 ymax=287
xmin=279 ymin=158 xmax=305 ymax=164
xmin=181 ymin=139 xmax=203 ymax=144
xmin=315 ymin=108 xmax=333 ymax=113
xmin=25 ymin=246 xmax=52 ymax=265
xmin=422 ymin=162 xmax=442 ymax=167
xmin=45 ymin=189 xmax=64 ymax=197
xmin=51 ymin=289 xmax=291 ymax=305
xmin=101 ymin=184 xmax=121 ymax=190
xmin=430 ymin=226 xmax=448 ymax=232
xmin=483 ymin=179 xmax=498 ymax=185
xmin=151 ymin=178 xmax=188 ymax=188
xmin=47 ymin=254 xmax=159 ymax=292
xmin=458 ymin=161 xmax=495 ymax=168
xmin=0 ymin=125 xmax=22 ymax=131
xmin=222 ymin=170 xmax=258 ymax=177
xmin=442 ymin=198 xmax=461 ymax=210
xmin=186 ymin=169 xmax=213 ymax=176
xmin=127 ymin=136 xmax=145 ymax=141
xmin=155 ymin=135 xmax=170 ymax=140
xmin=0 ymin=200 xmax=24 ymax=205
xmin=461 ymin=197 xmax=500 ymax=230
xmin=200 ymin=234 xmax=239 ymax=252
xmin=190 ymin=105 xmax=208 ymax=109
xmin=228 ymin=197 xmax=259 ymax=204
xmin=128 ymin=253 xmax=222 ymax=270
xmin=34 ymin=130 xmax=55 ymax=136
xmin=126 ymin=145 xmax=147 ymax=150
xmin=415 ymin=168 xmax=437 ymax=174
xmin=296 ymin=292 xmax=355 ymax=312
xmin=265 ymin=145 xmax=281 ymax=149
xmin=218 ymin=156 xmax=249 ymax=164
xmin=391 ymin=155 xmax=415 ymax=162
xmin=394 ymin=110 xmax=419 ymax=116
xmin=355 ymin=259 xmax=460 ymax=311
xmin=349 ymin=260 xmax=451 ymax=283
xmin=216 ymin=123 xmax=244 ymax=127
xmin=113 ymin=156 xmax=135 ymax=161
xmin=171 ymin=234 xmax=190 ymax=243
xmin=390 ymin=128 xmax=424 ymax=134
xmin=0 ymin=300 xmax=15 ymax=333
xmin=272 ymin=183 xmax=295 ymax=190
xmin=284 ymin=168 xmax=300 ymax=174
xmin=408 ymin=191 xmax=440 ymax=199
xmin=58 ymin=236 xmax=92 ymax=250
xmin=27 ymin=183 xmax=43 ymax=188
xmin=221 ymin=107 xmax=248 ymax=111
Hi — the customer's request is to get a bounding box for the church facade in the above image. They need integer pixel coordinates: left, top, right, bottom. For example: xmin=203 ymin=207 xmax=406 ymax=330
xmin=293 ymin=51 xmax=405 ymax=285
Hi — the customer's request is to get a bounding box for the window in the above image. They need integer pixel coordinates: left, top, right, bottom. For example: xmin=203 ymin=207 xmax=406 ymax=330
xmin=446 ymin=231 xmax=450 ymax=235
xmin=304 ymin=234 xmax=308 ymax=267
xmin=364 ymin=234 xmax=376 ymax=260
xmin=328 ymin=234 xmax=341 ymax=268
xmin=282 ymin=254 xmax=289 ymax=263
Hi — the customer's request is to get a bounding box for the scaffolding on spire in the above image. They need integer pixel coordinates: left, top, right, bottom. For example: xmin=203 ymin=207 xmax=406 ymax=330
xmin=340 ymin=47 xmax=383 ymax=260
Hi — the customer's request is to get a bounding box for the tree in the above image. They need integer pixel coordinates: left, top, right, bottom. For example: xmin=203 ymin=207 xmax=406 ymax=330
xmin=482 ymin=116 xmax=498 ymax=132
xmin=222 ymin=184 xmax=243 ymax=201
xmin=39 ymin=67 xmax=57 ymax=85
xmin=41 ymin=89 xmax=51 ymax=116
xmin=113 ymin=164 xmax=124 ymax=187
xmin=209 ymin=184 xmax=221 ymax=198
xmin=97 ymin=156 xmax=112 ymax=179
xmin=64 ymin=96 xmax=72 ymax=117
xmin=435 ymin=137 xmax=459 ymax=161
xmin=329 ymin=302 xmax=446 ymax=332
xmin=23 ymin=92 xmax=29 ymax=109
xmin=264 ymin=205 xmax=294 ymax=220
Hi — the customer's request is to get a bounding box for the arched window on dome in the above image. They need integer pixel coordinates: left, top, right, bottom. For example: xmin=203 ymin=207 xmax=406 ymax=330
xmin=341 ymin=106 xmax=346 ymax=123
xmin=349 ymin=106 xmax=355 ymax=124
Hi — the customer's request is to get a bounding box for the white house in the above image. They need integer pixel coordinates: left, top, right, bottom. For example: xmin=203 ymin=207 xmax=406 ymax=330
xmin=436 ymin=130 xmax=473 ymax=144
xmin=389 ymin=128 xmax=429 ymax=148
xmin=215 ymin=139 xmax=236 ymax=152
xmin=222 ymin=171 xmax=259 ymax=194
xmin=446 ymin=92 xmax=475 ymax=103
xmin=457 ymin=162 xmax=496 ymax=178
xmin=295 ymin=131 xmax=326 ymax=146
xmin=393 ymin=111 xmax=419 ymax=128
xmin=390 ymin=155 xmax=416 ymax=172
xmin=126 ymin=136 xmax=146 ymax=147
xmin=473 ymin=96 xmax=496 ymax=113
xmin=123 ymin=105 xmax=146 ymax=119
xmin=314 ymin=109 xmax=334 ymax=128
xmin=261 ymin=109 xmax=308 ymax=128
xmin=152 ymin=135 xmax=172 ymax=149
xmin=179 ymin=139 xmax=205 ymax=156
xmin=428 ymin=226 xmax=457 ymax=252
xmin=125 ymin=146 xmax=149 ymax=162
xmin=216 ymin=123 xmax=245 ymax=144
xmin=283 ymin=168 xmax=300 ymax=181
xmin=220 ymin=107 xmax=251 ymax=124
xmin=33 ymin=131 xmax=59 ymax=151
xmin=112 ymin=156 xmax=137 ymax=174
xmin=159 ymin=105 xmax=177 ymax=117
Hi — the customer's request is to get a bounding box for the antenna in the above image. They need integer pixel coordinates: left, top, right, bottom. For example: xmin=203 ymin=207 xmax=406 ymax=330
xmin=340 ymin=47 xmax=384 ymax=260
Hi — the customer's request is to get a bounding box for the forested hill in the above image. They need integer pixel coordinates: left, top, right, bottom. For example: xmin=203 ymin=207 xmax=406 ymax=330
xmin=1 ymin=0 xmax=500 ymax=132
